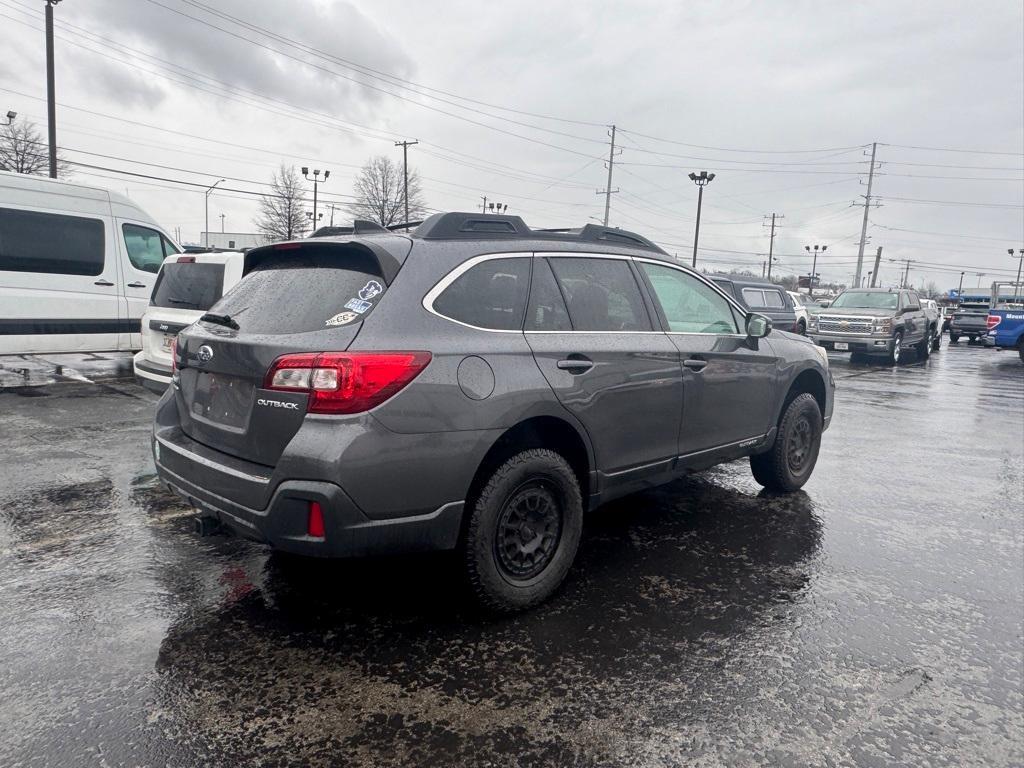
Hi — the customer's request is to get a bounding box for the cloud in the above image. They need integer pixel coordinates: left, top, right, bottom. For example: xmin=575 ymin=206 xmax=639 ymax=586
xmin=62 ymin=0 xmax=415 ymax=121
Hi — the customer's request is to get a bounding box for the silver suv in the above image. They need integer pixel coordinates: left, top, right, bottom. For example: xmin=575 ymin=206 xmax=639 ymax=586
xmin=153 ymin=213 xmax=834 ymax=611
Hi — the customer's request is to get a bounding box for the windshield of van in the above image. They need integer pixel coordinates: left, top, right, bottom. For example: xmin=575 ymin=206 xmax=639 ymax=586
xmin=151 ymin=262 xmax=226 ymax=311
xmin=830 ymin=291 xmax=898 ymax=309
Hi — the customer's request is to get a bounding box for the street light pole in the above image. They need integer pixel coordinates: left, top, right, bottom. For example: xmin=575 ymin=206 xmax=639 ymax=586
xmin=957 ymin=271 xmax=965 ymax=298
xmin=688 ymin=170 xmax=715 ymax=269
xmin=301 ymin=167 xmax=329 ymax=227
xmin=804 ymin=244 xmax=827 ymax=294
xmin=204 ymin=178 xmax=225 ymax=247
xmin=45 ymin=0 xmax=61 ymax=178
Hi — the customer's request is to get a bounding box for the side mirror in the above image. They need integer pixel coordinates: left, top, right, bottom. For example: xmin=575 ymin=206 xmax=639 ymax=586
xmin=746 ymin=313 xmax=772 ymax=339
xmin=818 ymin=300 xmax=831 ymax=308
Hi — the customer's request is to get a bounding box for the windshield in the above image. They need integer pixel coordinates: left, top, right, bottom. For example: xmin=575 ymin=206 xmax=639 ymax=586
xmin=151 ymin=262 xmax=226 ymax=310
xmin=829 ymin=291 xmax=898 ymax=310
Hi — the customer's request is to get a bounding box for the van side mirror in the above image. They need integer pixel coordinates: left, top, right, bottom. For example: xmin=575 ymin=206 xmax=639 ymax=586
xmin=746 ymin=313 xmax=772 ymax=339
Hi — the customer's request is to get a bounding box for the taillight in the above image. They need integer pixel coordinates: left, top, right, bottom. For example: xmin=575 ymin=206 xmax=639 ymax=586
xmin=987 ymin=314 xmax=1001 ymax=330
xmin=170 ymin=338 xmax=178 ymax=372
xmin=264 ymin=351 xmax=431 ymax=414
xmin=307 ymin=501 xmax=325 ymax=538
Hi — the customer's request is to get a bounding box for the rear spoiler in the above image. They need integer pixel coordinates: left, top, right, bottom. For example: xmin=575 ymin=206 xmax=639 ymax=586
xmin=243 ymin=237 xmax=412 ymax=284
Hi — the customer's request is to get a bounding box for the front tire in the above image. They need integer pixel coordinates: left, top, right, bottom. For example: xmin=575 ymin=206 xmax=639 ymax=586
xmin=750 ymin=393 xmax=823 ymax=492
xmin=888 ymin=331 xmax=904 ymax=365
xmin=916 ymin=332 xmax=931 ymax=359
xmin=463 ymin=449 xmax=583 ymax=612
xmin=797 ymin=319 xmax=807 ymax=335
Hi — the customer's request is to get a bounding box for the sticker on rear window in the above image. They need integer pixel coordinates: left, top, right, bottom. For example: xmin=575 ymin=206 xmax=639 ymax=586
xmin=358 ymin=280 xmax=383 ymax=301
xmin=325 ymin=311 xmax=359 ymax=327
xmin=344 ymin=298 xmax=373 ymax=314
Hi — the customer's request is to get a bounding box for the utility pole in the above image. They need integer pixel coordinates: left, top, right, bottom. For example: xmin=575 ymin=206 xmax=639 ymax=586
xmin=957 ymin=271 xmax=965 ymax=298
xmin=870 ymin=247 xmax=882 ymax=287
xmin=219 ymin=213 xmax=225 ymax=233
xmin=763 ymin=213 xmax=783 ymax=280
xmin=596 ymin=125 xmax=620 ymax=226
xmin=1009 ymin=248 xmax=1024 ymax=295
xmin=855 ymin=141 xmax=879 ymax=287
xmin=328 ymin=204 xmax=338 ymax=226
xmin=480 ymin=196 xmax=488 ymax=213
xmin=394 ymin=140 xmax=418 ymax=229
xmin=204 ymin=178 xmax=225 ymax=248
xmin=44 ymin=0 xmax=61 ymax=178
xmin=902 ymin=259 xmax=912 ymax=289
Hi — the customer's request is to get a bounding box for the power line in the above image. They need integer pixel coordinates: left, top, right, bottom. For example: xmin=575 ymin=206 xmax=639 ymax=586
xmin=881 ymin=142 xmax=1024 ymax=157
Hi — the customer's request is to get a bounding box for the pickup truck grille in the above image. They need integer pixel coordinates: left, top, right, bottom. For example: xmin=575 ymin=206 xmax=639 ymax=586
xmin=817 ymin=315 xmax=873 ymax=335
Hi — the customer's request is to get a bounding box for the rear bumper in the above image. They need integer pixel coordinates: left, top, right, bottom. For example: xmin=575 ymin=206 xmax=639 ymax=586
xmin=134 ymin=353 xmax=171 ymax=394
xmin=153 ymin=428 xmax=464 ymax=558
xmin=809 ymin=334 xmax=894 ymax=354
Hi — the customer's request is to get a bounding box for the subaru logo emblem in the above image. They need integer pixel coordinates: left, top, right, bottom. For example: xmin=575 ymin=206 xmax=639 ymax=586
xmin=196 ymin=345 xmax=214 ymax=363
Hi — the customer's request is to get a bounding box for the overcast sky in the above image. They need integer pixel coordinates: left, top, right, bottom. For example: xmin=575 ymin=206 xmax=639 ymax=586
xmin=1 ymin=0 xmax=1022 ymax=290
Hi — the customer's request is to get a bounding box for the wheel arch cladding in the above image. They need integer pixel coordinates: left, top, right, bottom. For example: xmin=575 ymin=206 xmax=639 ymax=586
xmin=465 ymin=416 xmax=591 ymax=515
xmin=782 ymin=368 xmax=826 ymax=421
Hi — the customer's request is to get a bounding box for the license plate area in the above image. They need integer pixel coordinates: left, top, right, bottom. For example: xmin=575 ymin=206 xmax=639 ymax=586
xmin=834 ymin=342 xmax=849 ymax=350
xmin=189 ymin=371 xmax=254 ymax=431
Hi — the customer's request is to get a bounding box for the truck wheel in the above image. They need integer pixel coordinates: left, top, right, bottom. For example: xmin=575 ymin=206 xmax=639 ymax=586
xmin=750 ymin=393 xmax=822 ymax=493
xmin=931 ymin=327 xmax=941 ymax=351
xmin=969 ymin=335 xmax=978 ymax=343
xmin=463 ymin=449 xmax=582 ymax=612
xmin=888 ymin=331 xmax=904 ymax=365
xmin=1018 ymin=339 xmax=1024 ymax=363
xmin=916 ymin=332 xmax=930 ymax=359
xmin=950 ymin=332 xmax=960 ymax=343
xmin=797 ymin=319 xmax=806 ymax=335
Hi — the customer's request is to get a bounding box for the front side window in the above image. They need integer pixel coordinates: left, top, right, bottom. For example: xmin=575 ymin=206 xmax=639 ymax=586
xmin=123 ymin=224 xmax=172 ymax=274
xmin=432 ymin=257 xmax=531 ymax=330
xmin=640 ymin=262 xmax=739 ymax=334
xmin=0 ymin=207 xmax=105 ymax=275
xmin=548 ymin=257 xmax=652 ymax=331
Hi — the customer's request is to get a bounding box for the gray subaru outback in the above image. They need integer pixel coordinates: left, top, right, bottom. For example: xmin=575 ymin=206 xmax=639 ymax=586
xmin=153 ymin=212 xmax=834 ymax=611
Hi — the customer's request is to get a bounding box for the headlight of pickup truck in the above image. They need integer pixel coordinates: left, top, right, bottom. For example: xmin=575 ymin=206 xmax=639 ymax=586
xmin=807 ymin=315 xmax=819 ymax=331
xmin=872 ymin=317 xmax=893 ymax=334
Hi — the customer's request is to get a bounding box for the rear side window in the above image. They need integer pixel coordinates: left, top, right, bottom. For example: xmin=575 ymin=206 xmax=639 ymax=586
xmin=433 ymin=257 xmax=531 ymax=330
xmin=762 ymin=289 xmax=785 ymax=308
xmin=741 ymin=288 xmax=764 ymax=307
xmin=526 ymin=258 xmax=571 ymax=331
xmin=0 ymin=207 xmax=105 ymax=275
xmin=151 ymin=262 xmax=226 ymax=311
xmin=549 ymin=257 xmax=652 ymax=331
xmin=123 ymin=223 xmax=178 ymax=273
xmin=212 ymin=248 xmax=386 ymax=334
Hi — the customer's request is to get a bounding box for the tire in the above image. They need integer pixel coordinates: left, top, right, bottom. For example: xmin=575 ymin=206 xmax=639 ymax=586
xmin=750 ymin=393 xmax=823 ymax=493
xmin=931 ymin=327 xmax=941 ymax=351
xmin=950 ymin=332 xmax=960 ymax=343
xmin=916 ymin=331 xmax=930 ymax=359
xmin=969 ymin=335 xmax=977 ymax=343
xmin=797 ymin=319 xmax=807 ymax=336
xmin=887 ymin=331 xmax=904 ymax=365
xmin=463 ymin=449 xmax=583 ymax=612
xmin=1018 ymin=340 xmax=1024 ymax=363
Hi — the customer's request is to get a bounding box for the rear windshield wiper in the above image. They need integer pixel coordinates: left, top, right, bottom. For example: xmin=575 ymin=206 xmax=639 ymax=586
xmin=199 ymin=312 xmax=240 ymax=330
xmin=167 ymin=297 xmax=199 ymax=307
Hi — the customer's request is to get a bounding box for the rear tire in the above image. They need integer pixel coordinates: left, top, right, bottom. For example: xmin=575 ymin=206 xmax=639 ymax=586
xmin=950 ymin=333 xmax=960 ymax=343
xmin=463 ymin=449 xmax=583 ymax=612
xmin=916 ymin=332 xmax=930 ymax=359
xmin=969 ymin=335 xmax=978 ymax=343
xmin=750 ymin=393 xmax=822 ymax=492
xmin=1018 ymin=339 xmax=1024 ymax=363
xmin=931 ymin=327 xmax=941 ymax=351
xmin=797 ymin=319 xmax=807 ymax=335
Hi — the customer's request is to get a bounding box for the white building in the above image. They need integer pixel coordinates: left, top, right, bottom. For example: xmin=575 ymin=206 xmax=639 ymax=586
xmin=200 ymin=231 xmax=267 ymax=250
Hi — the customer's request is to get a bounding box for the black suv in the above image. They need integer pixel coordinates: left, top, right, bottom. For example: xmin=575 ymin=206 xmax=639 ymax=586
xmin=711 ymin=276 xmax=802 ymax=334
xmin=153 ymin=213 xmax=835 ymax=611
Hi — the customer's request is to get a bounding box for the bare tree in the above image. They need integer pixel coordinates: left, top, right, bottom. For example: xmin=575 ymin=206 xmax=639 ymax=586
xmin=348 ymin=155 xmax=426 ymax=227
xmin=0 ymin=117 xmax=70 ymax=177
xmin=254 ymin=165 xmax=308 ymax=242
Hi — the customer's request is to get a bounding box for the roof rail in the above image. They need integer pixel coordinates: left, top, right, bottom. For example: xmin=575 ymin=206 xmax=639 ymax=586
xmin=412 ymin=212 xmax=666 ymax=253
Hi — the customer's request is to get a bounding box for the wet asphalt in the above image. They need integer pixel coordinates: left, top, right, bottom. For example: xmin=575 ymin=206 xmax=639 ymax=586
xmin=0 ymin=340 xmax=1021 ymax=768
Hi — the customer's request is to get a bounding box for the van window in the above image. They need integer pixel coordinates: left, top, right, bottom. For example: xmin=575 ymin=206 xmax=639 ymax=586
xmin=762 ymin=289 xmax=785 ymax=308
xmin=741 ymin=288 xmax=764 ymax=307
xmin=151 ymin=262 xmax=226 ymax=311
xmin=123 ymin=224 xmax=178 ymax=273
xmin=433 ymin=257 xmax=531 ymax=330
xmin=549 ymin=257 xmax=652 ymax=331
xmin=0 ymin=207 xmax=105 ymax=276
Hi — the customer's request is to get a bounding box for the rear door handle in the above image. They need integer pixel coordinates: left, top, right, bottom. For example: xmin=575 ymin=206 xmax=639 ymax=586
xmin=127 ymin=281 xmax=147 ymax=288
xmin=94 ymin=279 xmax=114 ymax=286
xmin=683 ymin=358 xmax=708 ymax=371
xmin=556 ymin=357 xmax=594 ymax=373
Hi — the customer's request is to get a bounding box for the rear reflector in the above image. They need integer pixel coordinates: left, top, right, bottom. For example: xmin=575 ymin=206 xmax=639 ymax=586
xmin=264 ymin=351 xmax=431 ymax=414
xmin=307 ymin=501 xmax=325 ymax=538
xmin=177 ymin=256 xmax=196 ymax=263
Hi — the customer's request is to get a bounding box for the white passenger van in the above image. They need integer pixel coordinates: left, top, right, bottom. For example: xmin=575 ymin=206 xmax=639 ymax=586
xmin=0 ymin=170 xmax=180 ymax=354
